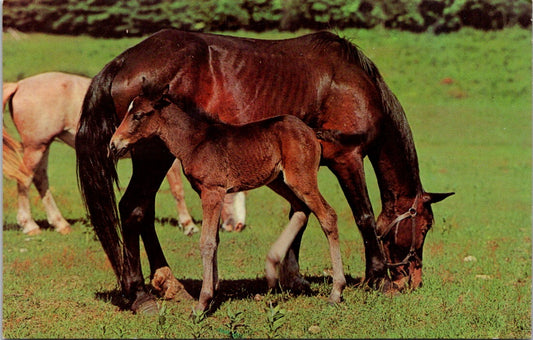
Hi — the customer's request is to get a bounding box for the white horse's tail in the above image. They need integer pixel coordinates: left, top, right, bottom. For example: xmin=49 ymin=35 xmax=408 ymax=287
xmin=3 ymin=82 xmax=30 ymax=183
xmin=3 ymin=82 xmax=18 ymax=111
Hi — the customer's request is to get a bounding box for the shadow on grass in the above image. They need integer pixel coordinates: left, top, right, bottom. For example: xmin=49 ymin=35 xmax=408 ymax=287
xmin=3 ymin=218 xmax=90 ymax=231
xmin=94 ymin=274 xmax=362 ymax=313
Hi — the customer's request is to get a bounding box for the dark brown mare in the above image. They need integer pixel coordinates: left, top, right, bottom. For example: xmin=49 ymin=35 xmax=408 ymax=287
xmin=109 ymin=87 xmax=347 ymax=312
xmin=76 ymin=29 xmax=453 ymax=313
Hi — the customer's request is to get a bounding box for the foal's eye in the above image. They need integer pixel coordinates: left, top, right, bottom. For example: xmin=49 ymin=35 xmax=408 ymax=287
xmin=132 ymin=112 xmax=144 ymax=121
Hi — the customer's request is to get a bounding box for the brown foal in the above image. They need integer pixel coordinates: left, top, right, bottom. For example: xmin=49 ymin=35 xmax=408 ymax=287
xmin=109 ymin=87 xmax=346 ymax=312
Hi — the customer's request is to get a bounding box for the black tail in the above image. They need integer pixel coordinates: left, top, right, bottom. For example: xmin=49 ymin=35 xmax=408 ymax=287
xmin=75 ymin=57 xmax=124 ymax=283
xmin=315 ymin=128 xmax=365 ymax=146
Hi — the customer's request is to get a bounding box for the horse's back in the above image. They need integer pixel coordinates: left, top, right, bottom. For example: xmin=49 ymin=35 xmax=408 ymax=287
xmin=11 ymin=72 xmax=91 ymax=146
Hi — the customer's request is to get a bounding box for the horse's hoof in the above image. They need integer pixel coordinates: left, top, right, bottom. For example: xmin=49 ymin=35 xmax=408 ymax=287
xmin=56 ymin=225 xmax=72 ymax=235
xmin=132 ymin=298 xmax=159 ymax=315
xmin=234 ymin=223 xmax=245 ymax=232
xmin=193 ymin=303 xmax=207 ymax=314
xmin=151 ymin=267 xmax=193 ymax=301
xmin=280 ymin=275 xmax=311 ymax=294
xmin=327 ymin=292 xmax=343 ymax=305
xmin=183 ymin=224 xmax=199 ymax=236
xmin=221 ymin=223 xmax=233 ymax=232
xmin=24 ymin=228 xmax=42 ymax=236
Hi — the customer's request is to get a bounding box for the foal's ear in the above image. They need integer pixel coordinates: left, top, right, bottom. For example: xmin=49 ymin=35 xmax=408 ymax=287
xmin=140 ymin=76 xmax=148 ymax=96
xmin=423 ymin=192 xmax=454 ymax=204
xmin=154 ymin=85 xmax=172 ymax=110
xmin=161 ymin=84 xmax=170 ymax=98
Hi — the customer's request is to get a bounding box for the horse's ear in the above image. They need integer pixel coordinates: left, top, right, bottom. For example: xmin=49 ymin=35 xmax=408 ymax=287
xmin=154 ymin=86 xmax=171 ymax=110
xmin=140 ymin=76 xmax=148 ymax=96
xmin=423 ymin=192 xmax=454 ymax=204
xmin=161 ymin=84 xmax=170 ymax=96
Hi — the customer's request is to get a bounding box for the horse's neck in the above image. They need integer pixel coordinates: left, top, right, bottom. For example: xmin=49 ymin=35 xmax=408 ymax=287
xmin=159 ymin=107 xmax=210 ymax=161
xmin=371 ymin=121 xmax=423 ymax=214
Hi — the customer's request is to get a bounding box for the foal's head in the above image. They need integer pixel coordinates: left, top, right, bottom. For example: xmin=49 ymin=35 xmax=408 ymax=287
xmin=109 ymin=90 xmax=171 ymax=158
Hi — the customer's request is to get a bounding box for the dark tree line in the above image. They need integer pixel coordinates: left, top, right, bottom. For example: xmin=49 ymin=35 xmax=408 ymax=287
xmin=3 ymin=0 xmax=531 ymax=38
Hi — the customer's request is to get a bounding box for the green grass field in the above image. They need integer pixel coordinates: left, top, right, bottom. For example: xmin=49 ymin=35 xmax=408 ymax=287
xmin=2 ymin=28 xmax=531 ymax=338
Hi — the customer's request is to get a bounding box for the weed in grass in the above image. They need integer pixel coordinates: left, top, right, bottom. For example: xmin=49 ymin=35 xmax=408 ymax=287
xmin=156 ymin=302 xmax=172 ymax=338
xmin=264 ymin=301 xmax=287 ymax=339
xmin=217 ymin=303 xmax=248 ymax=339
xmin=185 ymin=307 xmax=209 ymax=339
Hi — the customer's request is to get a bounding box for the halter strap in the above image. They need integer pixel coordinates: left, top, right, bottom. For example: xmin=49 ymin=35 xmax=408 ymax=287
xmin=376 ymin=196 xmax=422 ymax=268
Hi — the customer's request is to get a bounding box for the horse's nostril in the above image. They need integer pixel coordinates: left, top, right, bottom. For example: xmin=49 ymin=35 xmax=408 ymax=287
xmin=108 ymin=141 xmax=119 ymax=158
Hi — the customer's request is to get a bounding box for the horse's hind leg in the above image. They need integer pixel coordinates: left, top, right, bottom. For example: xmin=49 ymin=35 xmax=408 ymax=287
xmin=32 ymin=147 xmax=71 ymax=234
xmin=166 ymin=159 xmax=199 ymax=236
xmin=15 ymin=145 xmax=46 ymax=235
xmin=120 ymin=144 xmax=190 ymax=313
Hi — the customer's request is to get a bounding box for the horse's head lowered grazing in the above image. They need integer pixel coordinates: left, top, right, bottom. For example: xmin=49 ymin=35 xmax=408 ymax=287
xmin=375 ymin=192 xmax=453 ymax=291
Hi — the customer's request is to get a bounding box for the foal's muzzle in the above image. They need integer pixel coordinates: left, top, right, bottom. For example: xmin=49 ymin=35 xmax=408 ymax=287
xmin=109 ymin=139 xmax=129 ymax=159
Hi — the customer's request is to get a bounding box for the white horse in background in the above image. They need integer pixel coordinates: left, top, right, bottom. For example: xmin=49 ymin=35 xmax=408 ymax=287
xmin=3 ymin=72 xmax=246 ymax=235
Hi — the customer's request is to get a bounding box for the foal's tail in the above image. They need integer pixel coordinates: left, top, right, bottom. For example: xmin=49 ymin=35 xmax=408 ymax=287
xmin=75 ymin=58 xmax=124 ymax=283
xmin=2 ymin=82 xmax=31 ymax=183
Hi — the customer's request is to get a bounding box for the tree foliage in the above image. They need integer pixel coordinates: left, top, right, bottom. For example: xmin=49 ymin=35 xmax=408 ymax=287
xmin=3 ymin=0 xmax=531 ymax=37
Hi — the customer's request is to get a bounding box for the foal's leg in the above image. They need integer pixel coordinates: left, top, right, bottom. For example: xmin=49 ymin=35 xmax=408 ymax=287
xmin=32 ymin=147 xmax=71 ymax=234
xmin=196 ymin=187 xmax=225 ymax=312
xmin=284 ymin=171 xmax=346 ymax=303
xmin=166 ymin=159 xmax=199 ymax=236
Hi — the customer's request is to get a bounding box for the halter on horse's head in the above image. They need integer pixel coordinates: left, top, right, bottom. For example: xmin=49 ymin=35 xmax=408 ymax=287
xmin=376 ymin=192 xmax=454 ymax=290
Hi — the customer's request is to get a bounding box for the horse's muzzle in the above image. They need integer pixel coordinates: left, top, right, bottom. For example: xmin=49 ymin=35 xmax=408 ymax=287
xmin=109 ymin=139 xmax=129 ymax=159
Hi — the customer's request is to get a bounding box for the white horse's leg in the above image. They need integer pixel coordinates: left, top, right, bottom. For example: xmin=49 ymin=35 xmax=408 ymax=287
xmin=32 ymin=148 xmax=71 ymax=234
xmin=221 ymin=192 xmax=247 ymax=232
xmin=166 ymin=159 xmax=199 ymax=235
xmin=16 ymin=147 xmax=42 ymax=235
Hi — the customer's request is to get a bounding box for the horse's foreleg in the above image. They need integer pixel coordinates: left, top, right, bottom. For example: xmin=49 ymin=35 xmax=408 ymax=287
xmin=166 ymin=159 xmax=199 ymax=236
xmin=196 ymin=188 xmax=225 ymax=312
xmin=120 ymin=145 xmax=179 ymax=314
xmin=32 ymin=147 xmax=71 ymax=234
xmin=327 ymin=152 xmax=388 ymax=289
